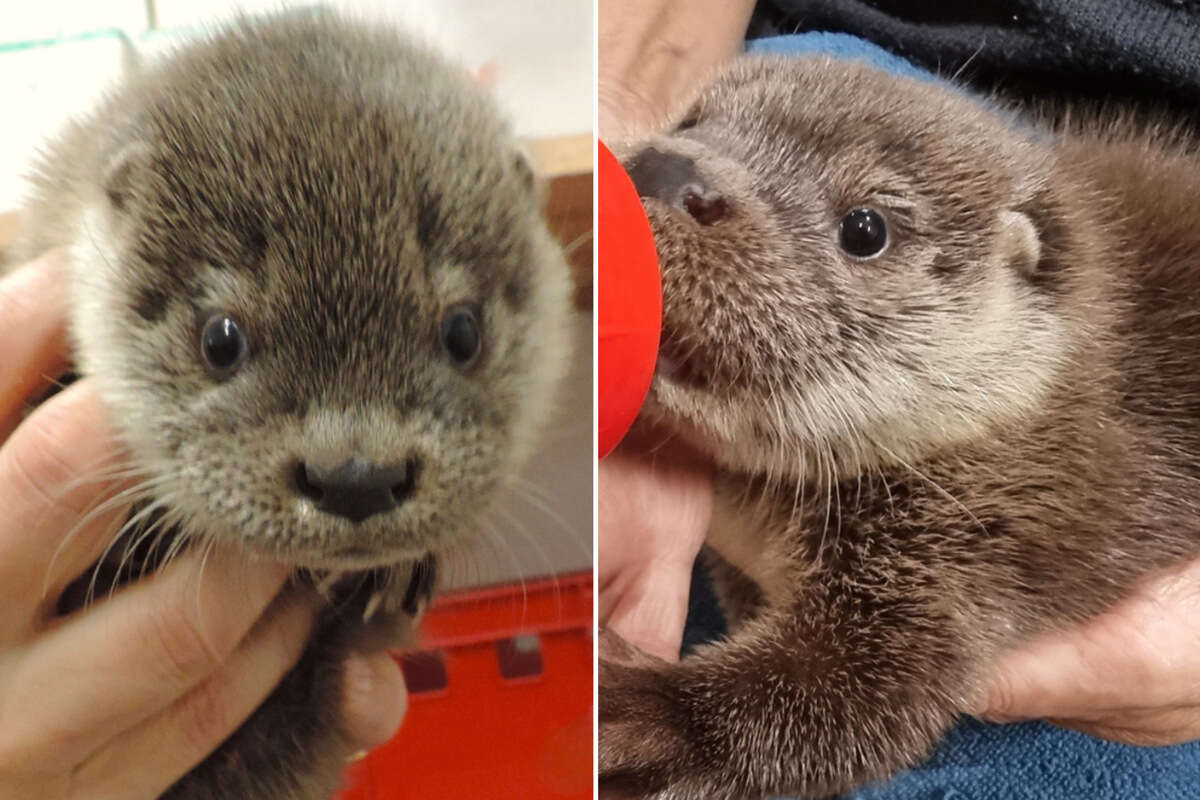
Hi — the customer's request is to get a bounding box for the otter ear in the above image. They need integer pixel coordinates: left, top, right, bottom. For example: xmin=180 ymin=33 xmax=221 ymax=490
xmin=102 ymin=142 xmax=149 ymax=212
xmin=512 ymin=144 xmax=546 ymax=205
xmin=994 ymin=210 xmax=1041 ymax=278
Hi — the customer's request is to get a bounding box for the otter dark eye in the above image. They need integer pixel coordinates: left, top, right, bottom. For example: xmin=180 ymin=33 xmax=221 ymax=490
xmin=838 ymin=207 xmax=888 ymax=258
xmin=440 ymin=306 xmax=481 ymax=367
xmin=200 ymin=314 xmax=247 ymax=375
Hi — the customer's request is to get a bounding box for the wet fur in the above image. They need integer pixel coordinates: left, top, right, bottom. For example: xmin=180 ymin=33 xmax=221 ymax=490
xmin=599 ymin=56 xmax=1200 ymax=799
xmin=7 ymin=13 xmax=570 ymax=800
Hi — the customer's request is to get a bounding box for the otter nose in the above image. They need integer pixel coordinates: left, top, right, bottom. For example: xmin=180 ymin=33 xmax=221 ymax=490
xmin=625 ymin=148 xmax=728 ymax=225
xmin=293 ymin=456 xmax=417 ymax=522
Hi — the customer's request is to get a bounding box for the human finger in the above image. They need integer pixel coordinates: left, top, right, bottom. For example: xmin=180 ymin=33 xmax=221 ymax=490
xmin=70 ymin=591 xmax=315 ymax=800
xmin=0 ymin=251 xmax=70 ymax=441
xmin=602 ymin=555 xmax=695 ymax=662
xmin=1050 ymin=707 xmax=1200 ymax=747
xmin=4 ymin=545 xmax=291 ymax=762
xmin=978 ymin=559 xmax=1200 ymax=722
xmin=0 ymin=381 xmax=131 ymax=636
xmin=340 ymin=651 xmax=408 ymax=750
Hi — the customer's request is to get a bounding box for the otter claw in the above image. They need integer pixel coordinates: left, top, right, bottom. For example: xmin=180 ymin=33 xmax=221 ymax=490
xmin=362 ymin=589 xmax=384 ymax=622
xmin=314 ymin=569 xmax=344 ymax=601
xmin=401 ymin=553 xmax=437 ymax=616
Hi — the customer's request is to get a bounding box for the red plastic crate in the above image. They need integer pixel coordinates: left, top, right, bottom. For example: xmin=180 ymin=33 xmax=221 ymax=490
xmin=336 ymin=571 xmax=593 ymax=800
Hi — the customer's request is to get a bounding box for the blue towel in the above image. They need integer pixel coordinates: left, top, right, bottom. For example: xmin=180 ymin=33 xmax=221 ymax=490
xmin=747 ymin=31 xmax=936 ymax=85
xmin=671 ymin=33 xmax=1200 ymax=799
xmin=843 ymin=716 xmax=1200 ymax=799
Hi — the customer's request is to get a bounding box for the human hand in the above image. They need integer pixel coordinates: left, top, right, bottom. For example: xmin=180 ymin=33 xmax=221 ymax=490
xmin=976 ymin=556 xmax=1200 ymax=746
xmin=0 ymin=253 xmax=404 ymax=799
xmin=598 ymin=0 xmax=755 ymax=141
xmin=598 ymin=428 xmax=713 ymax=662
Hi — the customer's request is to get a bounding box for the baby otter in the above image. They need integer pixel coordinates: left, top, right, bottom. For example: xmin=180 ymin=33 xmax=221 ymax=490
xmin=7 ymin=12 xmax=572 ymax=800
xmin=599 ymin=55 xmax=1200 ymax=799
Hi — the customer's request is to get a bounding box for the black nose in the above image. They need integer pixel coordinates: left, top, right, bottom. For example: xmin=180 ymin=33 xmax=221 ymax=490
xmin=625 ymin=148 xmax=728 ymax=225
xmin=293 ymin=456 xmax=418 ymax=523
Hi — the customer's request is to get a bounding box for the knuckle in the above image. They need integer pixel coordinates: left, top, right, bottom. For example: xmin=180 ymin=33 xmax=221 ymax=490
xmin=144 ymin=598 xmax=227 ymax=688
xmin=175 ymin=676 xmax=235 ymax=758
xmin=1 ymin=401 xmax=86 ymax=512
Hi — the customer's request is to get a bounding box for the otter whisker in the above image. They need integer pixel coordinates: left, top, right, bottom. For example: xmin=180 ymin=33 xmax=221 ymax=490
xmin=560 ymin=229 xmax=592 ymax=260
xmin=315 ymin=570 xmax=344 ymax=601
xmin=829 ymin=438 xmax=844 ymax=555
xmin=85 ymin=490 xmax=176 ymax=607
xmin=39 ymin=450 xmax=151 ymax=501
xmin=43 ymin=474 xmax=171 ymax=601
xmin=490 ymin=506 xmax=537 ymax=626
xmin=159 ymin=511 xmax=198 ymax=573
xmin=508 ymin=476 xmax=591 ymax=562
xmin=137 ymin=503 xmax=187 ymax=583
xmin=879 ymin=444 xmax=989 ymax=538
xmin=111 ymin=497 xmax=181 ymax=587
xmin=187 ymin=529 xmax=219 ymax=617
xmin=498 ymin=498 xmax=571 ymax=623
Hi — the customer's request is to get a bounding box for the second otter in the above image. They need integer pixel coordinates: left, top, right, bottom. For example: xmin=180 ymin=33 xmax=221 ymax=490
xmin=600 ymin=55 xmax=1200 ymax=799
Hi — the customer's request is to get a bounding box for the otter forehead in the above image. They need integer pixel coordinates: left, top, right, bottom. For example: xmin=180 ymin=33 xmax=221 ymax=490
xmin=693 ymin=56 xmax=1044 ymax=211
xmin=90 ymin=18 xmax=546 ymax=419
xmin=113 ymin=24 xmax=537 ymax=313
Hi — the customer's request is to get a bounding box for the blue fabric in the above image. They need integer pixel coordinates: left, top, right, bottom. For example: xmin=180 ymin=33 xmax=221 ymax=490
xmin=683 ymin=34 xmax=1200 ymax=798
xmin=841 ymin=716 xmax=1200 ymax=799
xmin=746 ymin=31 xmax=936 ymax=85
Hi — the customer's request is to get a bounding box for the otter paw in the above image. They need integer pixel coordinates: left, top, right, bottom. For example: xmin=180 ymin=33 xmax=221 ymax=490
xmin=598 ymin=632 xmax=690 ymax=799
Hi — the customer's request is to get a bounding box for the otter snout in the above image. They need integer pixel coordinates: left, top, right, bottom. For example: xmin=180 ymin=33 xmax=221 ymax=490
xmin=292 ymin=456 xmax=419 ymax=523
xmin=626 ymin=148 xmax=729 ymax=225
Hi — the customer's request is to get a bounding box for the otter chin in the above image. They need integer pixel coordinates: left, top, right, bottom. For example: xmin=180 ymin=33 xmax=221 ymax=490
xmin=600 ymin=54 xmax=1200 ymax=800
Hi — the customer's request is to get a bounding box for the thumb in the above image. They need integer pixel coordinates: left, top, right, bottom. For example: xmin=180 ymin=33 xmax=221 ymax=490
xmin=604 ymin=554 xmax=695 ymax=662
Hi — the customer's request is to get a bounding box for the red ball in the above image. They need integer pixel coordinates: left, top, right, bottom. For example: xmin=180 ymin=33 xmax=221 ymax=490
xmin=597 ymin=140 xmax=662 ymax=459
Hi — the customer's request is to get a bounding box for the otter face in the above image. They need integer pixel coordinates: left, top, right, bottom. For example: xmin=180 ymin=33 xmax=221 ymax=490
xmin=629 ymin=56 xmax=1070 ymax=479
xmin=67 ymin=19 xmax=570 ymax=569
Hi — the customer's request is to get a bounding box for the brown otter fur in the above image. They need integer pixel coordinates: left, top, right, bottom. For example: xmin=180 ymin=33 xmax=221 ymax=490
xmin=599 ymin=55 xmax=1200 ymax=799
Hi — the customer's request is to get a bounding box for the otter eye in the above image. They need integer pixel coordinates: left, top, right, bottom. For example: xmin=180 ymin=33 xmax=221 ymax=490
xmin=200 ymin=314 xmax=247 ymax=375
xmin=440 ymin=305 xmax=481 ymax=367
xmin=838 ymin=207 xmax=888 ymax=258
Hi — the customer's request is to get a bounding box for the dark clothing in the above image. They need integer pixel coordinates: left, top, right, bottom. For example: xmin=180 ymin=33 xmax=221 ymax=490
xmin=750 ymin=1 xmax=1200 ymax=120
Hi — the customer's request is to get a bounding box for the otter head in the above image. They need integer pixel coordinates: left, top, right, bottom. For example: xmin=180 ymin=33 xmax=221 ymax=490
xmin=69 ymin=16 xmax=570 ymax=569
xmin=627 ymin=55 xmax=1079 ymax=479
